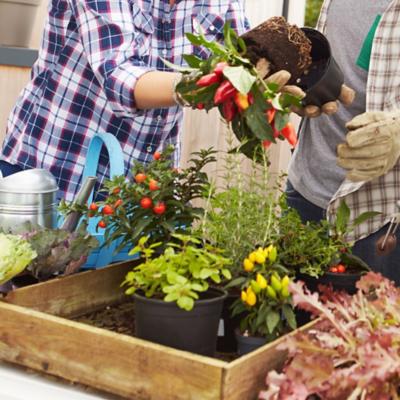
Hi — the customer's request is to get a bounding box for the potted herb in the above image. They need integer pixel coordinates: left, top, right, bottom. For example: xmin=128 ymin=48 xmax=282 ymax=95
xmin=198 ymin=147 xmax=282 ymax=351
xmin=84 ymin=146 xmax=216 ymax=254
xmin=121 ymin=234 xmax=232 ymax=356
xmin=278 ymin=197 xmax=378 ymax=295
xmin=229 ymin=244 xmax=296 ymax=356
xmin=261 ymin=272 xmax=400 ymax=399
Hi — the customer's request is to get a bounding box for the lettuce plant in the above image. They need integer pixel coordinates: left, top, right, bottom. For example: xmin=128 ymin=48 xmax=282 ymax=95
xmin=260 ymin=273 xmax=400 ymax=400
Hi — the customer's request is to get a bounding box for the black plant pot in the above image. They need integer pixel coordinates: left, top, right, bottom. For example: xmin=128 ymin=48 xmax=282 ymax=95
xmin=298 ymin=27 xmax=344 ymax=107
xmin=216 ymin=292 xmax=243 ymax=353
xmin=134 ymin=287 xmax=227 ymax=356
xmin=235 ymin=330 xmax=267 ymax=356
xmin=297 ymin=271 xmax=362 ymax=295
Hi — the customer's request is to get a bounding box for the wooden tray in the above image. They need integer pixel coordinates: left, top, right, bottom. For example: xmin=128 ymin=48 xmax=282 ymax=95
xmin=0 ymin=262 xmax=313 ymax=400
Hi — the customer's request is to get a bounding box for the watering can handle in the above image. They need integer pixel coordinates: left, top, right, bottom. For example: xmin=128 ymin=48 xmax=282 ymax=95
xmin=82 ymin=132 xmax=125 ymax=204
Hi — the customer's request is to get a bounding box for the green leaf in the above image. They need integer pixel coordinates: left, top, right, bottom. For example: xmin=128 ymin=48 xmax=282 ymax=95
xmin=161 ymin=57 xmax=197 ymax=72
xmin=183 ymin=54 xmax=203 ymax=68
xmin=266 ymin=310 xmax=281 ymax=334
xmin=223 ymin=66 xmax=257 ymax=94
xmin=336 ymin=200 xmax=350 ymax=235
xmin=164 ymin=292 xmax=179 ymax=302
xmin=177 ymin=296 xmax=195 ymax=311
xmin=352 ymin=211 xmax=381 ymax=227
xmin=244 ymin=108 xmax=274 ymax=141
xmin=282 ymin=304 xmax=297 ymax=330
xmin=274 ymin=112 xmax=290 ymax=132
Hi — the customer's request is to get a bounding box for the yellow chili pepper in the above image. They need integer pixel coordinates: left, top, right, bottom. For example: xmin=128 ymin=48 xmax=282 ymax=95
xmin=251 ymin=280 xmax=261 ymax=294
xmin=255 ymin=251 xmax=266 ymax=264
xmin=241 ymin=290 xmax=247 ymax=303
xmin=266 ymin=285 xmax=277 ymax=300
xmin=281 ymin=286 xmax=290 ymax=298
xmin=256 ymin=273 xmax=268 ymax=289
xmin=243 ymin=258 xmax=255 ymax=272
xmin=248 ymin=252 xmax=257 ymax=263
xmin=234 ymin=92 xmax=250 ymax=111
xmin=281 ymin=275 xmax=290 ymax=288
xmin=268 ymin=246 xmax=278 ymax=263
xmin=245 ymin=287 xmax=257 ymax=306
xmin=271 ymin=275 xmax=282 ymax=292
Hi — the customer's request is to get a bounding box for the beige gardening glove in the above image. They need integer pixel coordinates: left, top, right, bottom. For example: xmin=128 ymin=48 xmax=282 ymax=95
xmin=337 ymin=111 xmax=400 ymax=182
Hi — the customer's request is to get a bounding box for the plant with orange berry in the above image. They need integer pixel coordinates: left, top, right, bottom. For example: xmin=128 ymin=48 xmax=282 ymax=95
xmin=228 ymin=244 xmax=296 ymax=340
xmin=84 ymin=146 xmax=216 ymax=253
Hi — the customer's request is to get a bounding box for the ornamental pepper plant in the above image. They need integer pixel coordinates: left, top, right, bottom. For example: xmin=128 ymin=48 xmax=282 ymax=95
xmin=228 ymin=244 xmax=297 ymax=341
xmin=82 ymin=146 xmax=216 ymax=253
xmin=164 ymin=23 xmax=303 ymax=161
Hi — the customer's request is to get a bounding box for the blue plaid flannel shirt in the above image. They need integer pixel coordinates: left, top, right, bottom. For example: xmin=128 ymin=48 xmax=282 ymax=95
xmin=2 ymin=0 xmax=248 ymax=201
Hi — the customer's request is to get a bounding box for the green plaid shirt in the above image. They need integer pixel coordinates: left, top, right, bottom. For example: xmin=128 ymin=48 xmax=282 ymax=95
xmin=317 ymin=0 xmax=400 ymax=240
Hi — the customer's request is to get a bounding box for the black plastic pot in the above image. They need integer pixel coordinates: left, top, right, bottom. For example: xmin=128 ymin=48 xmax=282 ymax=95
xmin=235 ymin=330 xmax=267 ymax=356
xmin=216 ymin=292 xmax=243 ymax=353
xmin=134 ymin=287 xmax=227 ymax=356
xmin=298 ymin=27 xmax=344 ymax=107
xmin=297 ymin=271 xmax=362 ymax=295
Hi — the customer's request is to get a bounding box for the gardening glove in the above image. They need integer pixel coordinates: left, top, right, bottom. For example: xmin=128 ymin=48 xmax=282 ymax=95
xmin=261 ymin=68 xmax=305 ymax=100
xmin=291 ymin=84 xmax=355 ymax=118
xmin=337 ymin=110 xmax=400 ymax=182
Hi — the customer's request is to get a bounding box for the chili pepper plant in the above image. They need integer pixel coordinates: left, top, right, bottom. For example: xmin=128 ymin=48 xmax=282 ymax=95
xmin=75 ymin=146 xmax=216 ymax=254
xmin=227 ymin=244 xmax=296 ymax=340
xmin=164 ymin=23 xmax=302 ymax=160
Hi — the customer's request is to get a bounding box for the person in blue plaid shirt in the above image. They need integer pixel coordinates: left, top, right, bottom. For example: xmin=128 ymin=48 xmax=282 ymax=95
xmin=0 ymin=0 xmax=249 ymax=201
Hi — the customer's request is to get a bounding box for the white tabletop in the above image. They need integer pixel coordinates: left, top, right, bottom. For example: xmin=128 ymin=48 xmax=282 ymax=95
xmin=0 ymin=362 xmax=118 ymax=400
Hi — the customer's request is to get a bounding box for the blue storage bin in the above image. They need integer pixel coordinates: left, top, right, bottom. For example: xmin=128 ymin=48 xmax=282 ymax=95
xmin=80 ymin=132 xmax=135 ymax=269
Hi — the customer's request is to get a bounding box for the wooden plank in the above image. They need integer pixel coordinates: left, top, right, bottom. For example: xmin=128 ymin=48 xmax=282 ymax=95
xmin=3 ymin=261 xmax=135 ymax=317
xmin=221 ymin=320 xmax=319 ymax=400
xmin=0 ymin=301 xmax=226 ymax=400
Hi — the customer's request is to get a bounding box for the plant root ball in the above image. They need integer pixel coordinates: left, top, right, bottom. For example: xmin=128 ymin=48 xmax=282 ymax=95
xmin=241 ymin=16 xmax=312 ymax=83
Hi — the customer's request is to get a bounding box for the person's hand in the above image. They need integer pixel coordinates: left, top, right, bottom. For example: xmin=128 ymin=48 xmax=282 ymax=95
xmin=291 ymin=84 xmax=355 ymax=118
xmin=337 ymin=111 xmax=400 ymax=182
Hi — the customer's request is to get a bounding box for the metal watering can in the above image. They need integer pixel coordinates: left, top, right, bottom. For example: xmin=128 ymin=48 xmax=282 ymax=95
xmin=0 ymin=169 xmax=59 ymax=232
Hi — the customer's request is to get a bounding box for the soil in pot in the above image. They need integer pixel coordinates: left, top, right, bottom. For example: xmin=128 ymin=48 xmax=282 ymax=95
xmin=241 ymin=16 xmax=312 ymax=83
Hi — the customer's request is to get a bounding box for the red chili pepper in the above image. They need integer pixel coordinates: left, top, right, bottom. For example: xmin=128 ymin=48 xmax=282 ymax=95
xmin=266 ymin=108 xmax=276 ymax=124
xmin=280 ymin=122 xmax=298 ymax=147
xmin=234 ymin=92 xmax=250 ymax=112
xmin=262 ymin=123 xmax=281 ymax=149
xmin=221 ymin=99 xmax=237 ymax=122
xmin=214 ymin=81 xmax=237 ymax=105
xmin=196 ymin=73 xmax=220 ymax=87
xmin=213 ymin=62 xmax=228 ymax=77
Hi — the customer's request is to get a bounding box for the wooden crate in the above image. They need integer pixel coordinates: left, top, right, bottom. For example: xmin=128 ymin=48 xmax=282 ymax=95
xmin=0 ymin=262 xmax=313 ymax=400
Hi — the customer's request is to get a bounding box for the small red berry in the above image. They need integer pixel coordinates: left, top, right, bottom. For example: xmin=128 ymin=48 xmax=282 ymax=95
xmin=98 ymin=220 xmax=107 ymax=228
xmin=135 ymin=173 xmax=147 ymax=184
xmin=197 ymin=103 xmax=205 ymax=110
xmin=330 ymin=266 xmax=338 ymax=273
xmin=140 ymin=197 xmax=153 ymax=209
xmin=89 ymin=203 xmax=98 ymax=212
xmin=153 ymin=151 xmax=162 ymax=161
xmin=337 ymin=264 xmax=346 ymax=273
xmin=102 ymin=205 xmax=114 ymax=215
xmin=112 ymin=187 xmax=121 ymax=195
xmin=153 ymin=202 xmax=166 ymax=215
xmin=149 ymin=179 xmax=160 ymax=191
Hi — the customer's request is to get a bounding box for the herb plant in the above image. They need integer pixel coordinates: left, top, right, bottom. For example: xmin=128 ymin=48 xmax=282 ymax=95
xmin=261 ymin=272 xmax=400 ymax=400
xmin=122 ymin=234 xmax=232 ymax=311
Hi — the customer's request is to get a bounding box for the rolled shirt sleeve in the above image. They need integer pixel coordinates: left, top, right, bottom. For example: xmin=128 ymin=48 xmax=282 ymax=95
xmin=70 ymin=0 xmax=154 ymax=116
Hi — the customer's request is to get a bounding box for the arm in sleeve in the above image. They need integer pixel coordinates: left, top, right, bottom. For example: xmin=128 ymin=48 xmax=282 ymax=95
xmin=226 ymin=0 xmax=251 ymax=34
xmin=69 ymin=0 xmax=155 ymax=116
